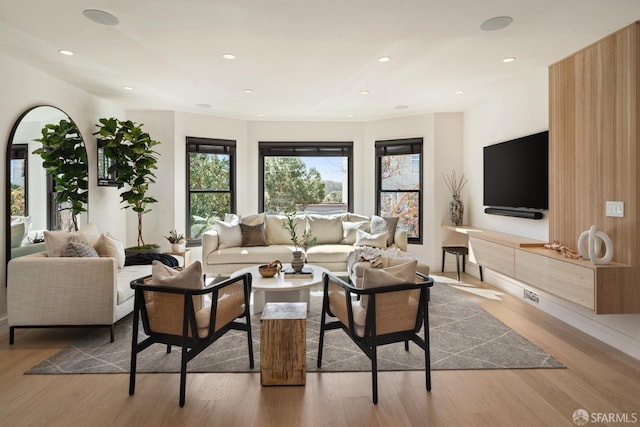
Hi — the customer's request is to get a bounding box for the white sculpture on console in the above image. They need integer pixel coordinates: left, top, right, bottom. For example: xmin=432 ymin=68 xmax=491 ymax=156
xmin=577 ymin=225 xmax=614 ymax=265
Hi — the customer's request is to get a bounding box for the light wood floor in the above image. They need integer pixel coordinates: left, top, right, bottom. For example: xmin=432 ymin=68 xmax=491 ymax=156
xmin=1 ymin=273 xmax=639 ymax=427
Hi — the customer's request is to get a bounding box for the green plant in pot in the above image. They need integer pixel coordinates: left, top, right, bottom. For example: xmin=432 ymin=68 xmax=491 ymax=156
xmin=33 ymin=119 xmax=88 ymax=232
xmin=94 ymin=118 xmax=160 ymax=251
xmin=282 ymin=212 xmax=317 ymax=272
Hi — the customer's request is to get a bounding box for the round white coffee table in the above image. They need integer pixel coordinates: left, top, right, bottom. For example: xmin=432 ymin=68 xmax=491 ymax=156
xmin=231 ymin=264 xmax=329 ymax=313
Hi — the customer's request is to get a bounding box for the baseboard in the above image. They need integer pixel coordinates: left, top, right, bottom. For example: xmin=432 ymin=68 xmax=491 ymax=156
xmin=464 ymin=263 xmax=640 ymax=361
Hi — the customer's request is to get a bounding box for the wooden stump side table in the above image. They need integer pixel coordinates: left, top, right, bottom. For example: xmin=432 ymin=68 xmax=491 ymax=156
xmin=260 ymin=302 xmax=307 ymax=386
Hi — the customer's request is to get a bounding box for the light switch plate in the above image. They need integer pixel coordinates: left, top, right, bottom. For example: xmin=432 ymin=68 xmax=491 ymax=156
xmin=606 ymin=201 xmax=624 ymax=217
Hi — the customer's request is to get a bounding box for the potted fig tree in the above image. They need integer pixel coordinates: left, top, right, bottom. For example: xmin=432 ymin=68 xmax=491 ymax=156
xmin=33 ymin=119 xmax=88 ymax=231
xmin=94 ymin=118 xmax=161 ymax=252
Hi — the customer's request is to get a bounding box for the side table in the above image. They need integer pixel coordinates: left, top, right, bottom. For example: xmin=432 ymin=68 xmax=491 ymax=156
xmin=164 ymin=249 xmax=192 ymax=268
xmin=260 ymin=302 xmax=307 ymax=386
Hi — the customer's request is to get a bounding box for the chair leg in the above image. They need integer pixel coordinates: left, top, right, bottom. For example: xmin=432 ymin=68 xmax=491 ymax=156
xmin=479 ymin=265 xmax=484 ymax=281
xmin=110 ymin=325 xmax=115 ymax=343
xmin=404 ymin=340 xmax=409 ymax=351
xmin=129 ymin=297 xmax=140 ymax=397
xmin=167 ymin=344 xmax=172 ymax=354
xmin=317 ymin=298 xmax=327 ymax=368
xmin=179 ymin=346 xmax=188 ymax=407
xmin=455 ymin=254 xmax=461 ymax=281
xmin=371 ymin=345 xmax=378 ymax=404
xmin=247 ymin=313 xmax=255 ymax=369
xmin=9 ymin=327 xmax=14 ymax=345
xmin=441 ymin=249 xmax=445 ymax=272
xmin=462 ymin=254 xmax=466 ymax=273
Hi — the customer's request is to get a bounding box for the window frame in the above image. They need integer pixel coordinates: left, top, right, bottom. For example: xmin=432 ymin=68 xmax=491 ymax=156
xmin=375 ymin=137 xmax=423 ymax=244
xmin=258 ymin=141 xmax=354 ymax=213
xmin=185 ymin=136 xmax=236 ymax=246
xmin=9 ymin=144 xmax=29 ymax=217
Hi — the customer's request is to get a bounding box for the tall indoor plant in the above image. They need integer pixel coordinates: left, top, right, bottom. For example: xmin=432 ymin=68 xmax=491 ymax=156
xmin=33 ymin=119 xmax=88 ymax=231
xmin=95 ymin=118 xmax=160 ymax=249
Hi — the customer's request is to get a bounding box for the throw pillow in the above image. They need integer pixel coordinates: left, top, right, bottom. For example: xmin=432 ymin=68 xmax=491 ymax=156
xmin=307 ymin=214 xmax=344 ymax=244
xmin=360 ymin=259 xmax=418 ymax=308
xmin=341 ymin=221 xmax=369 ymax=245
xmin=241 ymin=213 xmax=266 ymax=226
xmin=63 ymin=237 xmax=99 ymax=257
xmin=355 ymin=229 xmax=387 ymax=249
xmin=370 ymin=215 xmax=399 ymax=247
xmin=44 ymin=230 xmax=75 ymax=257
xmin=10 ymin=222 xmax=25 ymax=248
xmin=264 ymin=214 xmax=294 ymax=245
xmin=240 ymin=222 xmax=268 ymax=247
xmin=79 ymin=223 xmax=101 ymax=248
xmin=94 ymin=232 xmax=125 ymax=269
xmin=152 ymin=260 xmax=204 ymax=312
xmin=214 ymin=220 xmax=242 ymax=249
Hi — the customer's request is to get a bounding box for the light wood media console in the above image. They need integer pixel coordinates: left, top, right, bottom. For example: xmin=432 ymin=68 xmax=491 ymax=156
xmin=445 ymin=226 xmax=640 ymax=314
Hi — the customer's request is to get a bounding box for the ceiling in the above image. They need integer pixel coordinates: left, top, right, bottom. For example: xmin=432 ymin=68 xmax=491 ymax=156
xmin=2 ymin=1 xmax=640 ymax=121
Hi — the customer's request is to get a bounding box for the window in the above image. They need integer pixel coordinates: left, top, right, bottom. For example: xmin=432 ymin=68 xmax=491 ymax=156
xmin=375 ymin=138 xmax=423 ymax=244
xmin=259 ymin=142 xmax=353 ymax=214
xmin=186 ymin=137 xmax=236 ymax=244
xmin=9 ymin=144 xmax=28 ymax=216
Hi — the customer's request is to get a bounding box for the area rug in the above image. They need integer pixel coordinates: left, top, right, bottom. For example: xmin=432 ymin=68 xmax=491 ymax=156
xmin=26 ymin=278 xmax=564 ymax=374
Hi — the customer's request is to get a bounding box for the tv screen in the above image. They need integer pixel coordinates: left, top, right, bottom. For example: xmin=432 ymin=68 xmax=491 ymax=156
xmin=483 ymin=131 xmax=549 ymax=210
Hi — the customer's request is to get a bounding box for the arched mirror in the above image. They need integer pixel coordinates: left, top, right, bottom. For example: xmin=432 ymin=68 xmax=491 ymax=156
xmin=5 ymin=106 xmax=88 ymax=263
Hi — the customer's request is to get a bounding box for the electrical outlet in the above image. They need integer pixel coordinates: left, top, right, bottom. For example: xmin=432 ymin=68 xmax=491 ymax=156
xmin=606 ymin=201 xmax=624 ymax=217
xmin=524 ymin=289 xmax=540 ymax=304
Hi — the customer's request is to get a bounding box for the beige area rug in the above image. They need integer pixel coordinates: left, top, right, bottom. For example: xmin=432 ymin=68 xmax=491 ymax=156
xmin=26 ymin=277 xmax=564 ymax=374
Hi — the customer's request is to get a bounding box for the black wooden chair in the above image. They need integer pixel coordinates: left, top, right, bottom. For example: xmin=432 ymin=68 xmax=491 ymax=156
xmin=129 ymin=272 xmax=254 ymax=406
xmin=317 ymin=268 xmax=434 ymax=404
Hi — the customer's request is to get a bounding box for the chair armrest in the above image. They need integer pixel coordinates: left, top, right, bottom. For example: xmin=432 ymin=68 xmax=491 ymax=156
xmin=7 ymin=254 xmax=119 ymax=325
xmin=201 ymin=230 xmax=220 ymax=261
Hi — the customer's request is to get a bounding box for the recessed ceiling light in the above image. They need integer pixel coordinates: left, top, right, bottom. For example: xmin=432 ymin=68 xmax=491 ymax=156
xmin=378 ymin=56 xmax=391 ymax=63
xmin=196 ymin=103 xmax=212 ymax=108
xmin=243 ymin=89 xmax=254 ymax=94
xmin=58 ymin=49 xmax=74 ymax=56
xmin=394 ymin=105 xmax=409 ymax=110
xmin=123 ymin=86 xmax=134 ymax=91
xmin=502 ymin=57 xmax=516 ymax=63
xmin=480 ymin=16 xmax=513 ymax=32
xmin=359 ymin=90 xmax=370 ymax=95
xmin=83 ymin=9 xmax=119 ymax=26
xmin=222 ymin=54 xmax=236 ymax=60
xmin=347 ymin=113 xmax=354 ymax=118
xmin=258 ymin=113 xmax=265 ymax=117
xmin=455 ymin=90 xmax=464 ymax=95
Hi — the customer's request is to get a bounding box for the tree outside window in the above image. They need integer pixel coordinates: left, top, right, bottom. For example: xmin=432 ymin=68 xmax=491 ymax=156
xmin=376 ymin=138 xmax=423 ymax=243
xmin=259 ymin=142 xmax=353 ymax=214
xmin=186 ymin=137 xmax=235 ymax=242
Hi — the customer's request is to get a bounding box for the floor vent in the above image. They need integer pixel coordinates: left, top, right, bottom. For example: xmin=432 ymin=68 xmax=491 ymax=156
xmin=524 ymin=289 xmax=540 ymax=304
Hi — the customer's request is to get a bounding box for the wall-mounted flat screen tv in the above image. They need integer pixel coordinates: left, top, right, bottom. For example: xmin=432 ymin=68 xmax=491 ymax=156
xmin=483 ymin=131 xmax=549 ymax=210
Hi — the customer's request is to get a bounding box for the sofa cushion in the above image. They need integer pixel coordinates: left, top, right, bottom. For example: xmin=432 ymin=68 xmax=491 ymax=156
xmin=205 ymin=244 xmax=295 ymax=266
xmin=307 ymin=214 xmax=345 ymax=244
xmin=240 ymin=223 xmax=268 ymax=247
xmin=355 ymin=230 xmax=387 ymax=248
xmin=370 ymin=215 xmax=398 ymax=247
xmin=265 ymin=214 xmax=307 ymax=245
xmin=116 ymin=264 xmax=153 ymax=305
xmin=305 ymin=244 xmax=355 ymax=264
xmin=63 ymin=238 xmax=99 ymax=258
xmin=341 ymin=221 xmax=369 ymax=244
xmin=214 ymin=220 xmax=242 ymax=249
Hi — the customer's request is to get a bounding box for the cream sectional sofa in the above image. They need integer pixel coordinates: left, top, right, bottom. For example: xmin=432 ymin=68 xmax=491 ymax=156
xmin=202 ymin=213 xmax=409 ymax=276
xmin=6 ymin=225 xmax=152 ymax=344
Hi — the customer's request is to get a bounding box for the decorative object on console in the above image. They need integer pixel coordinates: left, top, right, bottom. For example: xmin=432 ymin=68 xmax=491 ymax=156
xmin=258 ymin=260 xmax=282 ymax=278
xmin=94 ymin=118 xmax=161 ymax=251
xmin=577 ymin=225 xmax=614 ymax=265
xmin=443 ymin=170 xmax=467 ymax=226
xmin=543 ymin=240 xmax=582 ymax=259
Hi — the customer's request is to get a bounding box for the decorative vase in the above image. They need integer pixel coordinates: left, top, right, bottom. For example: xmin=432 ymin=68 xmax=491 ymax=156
xmin=291 ymin=250 xmax=305 ymax=273
xmin=449 ymin=196 xmax=464 ymax=226
xmin=171 ymin=242 xmax=185 ymax=252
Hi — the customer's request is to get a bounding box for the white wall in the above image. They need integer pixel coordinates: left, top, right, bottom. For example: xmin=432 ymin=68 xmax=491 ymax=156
xmin=0 ymin=53 xmax=125 ymax=331
xmin=462 ymin=67 xmax=640 ymax=360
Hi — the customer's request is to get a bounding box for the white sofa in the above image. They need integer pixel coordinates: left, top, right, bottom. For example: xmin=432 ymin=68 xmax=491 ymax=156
xmin=202 ymin=213 xmax=409 ymax=276
xmin=7 ymin=252 xmax=151 ymax=344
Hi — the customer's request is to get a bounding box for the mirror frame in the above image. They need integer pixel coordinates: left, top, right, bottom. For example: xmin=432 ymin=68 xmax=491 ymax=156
xmin=5 ymin=105 xmax=88 ymax=275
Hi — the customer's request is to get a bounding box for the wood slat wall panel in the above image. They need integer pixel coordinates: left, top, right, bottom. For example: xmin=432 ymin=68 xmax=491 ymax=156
xmin=549 ymin=22 xmax=639 ymax=267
